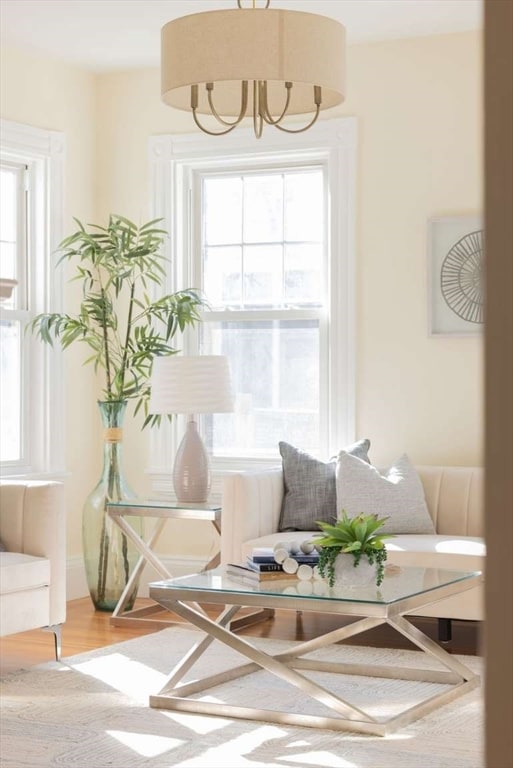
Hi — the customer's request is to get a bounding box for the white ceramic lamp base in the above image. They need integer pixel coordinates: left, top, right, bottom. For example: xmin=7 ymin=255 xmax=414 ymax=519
xmin=173 ymin=418 xmax=210 ymax=503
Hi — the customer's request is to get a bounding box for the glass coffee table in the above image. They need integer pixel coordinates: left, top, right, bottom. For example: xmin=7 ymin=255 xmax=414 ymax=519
xmin=149 ymin=565 xmax=481 ymax=735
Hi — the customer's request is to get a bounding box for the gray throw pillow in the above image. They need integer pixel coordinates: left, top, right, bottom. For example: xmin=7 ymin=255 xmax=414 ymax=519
xmin=335 ymin=451 xmax=435 ymax=534
xmin=278 ymin=439 xmax=371 ymax=531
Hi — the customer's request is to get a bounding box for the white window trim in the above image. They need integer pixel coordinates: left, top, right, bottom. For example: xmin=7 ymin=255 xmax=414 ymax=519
xmin=0 ymin=119 xmax=66 ymax=479
xmin=147 ymin=118 xmax=356 ymax=498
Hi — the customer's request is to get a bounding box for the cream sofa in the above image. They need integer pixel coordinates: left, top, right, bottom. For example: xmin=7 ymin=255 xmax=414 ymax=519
xmin=0 ymin=480 xmax=66 ymax=659
xmin=221 ymin=465 xmax=484 ymax=641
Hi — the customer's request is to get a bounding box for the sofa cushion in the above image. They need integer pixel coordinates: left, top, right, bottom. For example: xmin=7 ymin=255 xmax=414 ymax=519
xmin=278 ymin=439 xmax=371 ymax=531
xmin=336 ymin=452 xmax=436 ymax=535
xmin=385 ymin=534 xmax=485 ymax=571
xmin=0 ymin=552 xmax=51 ymax=595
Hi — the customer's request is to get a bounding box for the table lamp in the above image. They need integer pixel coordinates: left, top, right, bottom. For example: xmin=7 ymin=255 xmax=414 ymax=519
xmin=149 ymin=355 xmax=234 ymax=503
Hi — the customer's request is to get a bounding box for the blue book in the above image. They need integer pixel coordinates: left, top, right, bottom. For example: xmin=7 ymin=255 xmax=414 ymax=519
xmin=245 ymin=558 xmax=284 ymax=572
xmin=250 ymin=546 xmax=319 ymax=564
xmin=250 ymin=553 xmax=319 ymax=565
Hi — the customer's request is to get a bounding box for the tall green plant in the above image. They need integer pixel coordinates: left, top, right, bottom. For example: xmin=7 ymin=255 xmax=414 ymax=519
xmin=30 ymin=214 xmax=204 ymax=424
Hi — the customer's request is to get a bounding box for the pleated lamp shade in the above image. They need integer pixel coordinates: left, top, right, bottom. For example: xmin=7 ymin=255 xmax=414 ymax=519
xmin=149 ymin=356 xmax=234 ymax=503
xmin=149 ymin=355 xmax=234 ymax=415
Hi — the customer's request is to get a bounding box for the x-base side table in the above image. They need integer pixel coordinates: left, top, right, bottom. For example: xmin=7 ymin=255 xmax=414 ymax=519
xmin=107 ymin=500 xmax=222 ymax=629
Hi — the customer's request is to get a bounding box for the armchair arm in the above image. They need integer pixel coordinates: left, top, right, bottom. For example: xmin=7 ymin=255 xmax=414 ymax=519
xmin=220 ymin=468 xmax=284 ymax=565
xmin=0 ymin=481 xmax=66 ymax=625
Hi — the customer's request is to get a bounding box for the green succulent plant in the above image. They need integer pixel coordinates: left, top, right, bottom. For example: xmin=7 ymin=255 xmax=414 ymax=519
xmin=311 ymin=510 xmax=395 ymax=587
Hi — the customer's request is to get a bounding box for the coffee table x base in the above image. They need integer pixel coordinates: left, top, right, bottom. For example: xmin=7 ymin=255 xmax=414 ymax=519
xmin=149 ymin=569 xmax=481 ymax=736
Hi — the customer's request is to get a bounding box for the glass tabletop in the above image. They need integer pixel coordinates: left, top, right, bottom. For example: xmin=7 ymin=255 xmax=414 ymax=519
xmin=107 ymin=499 xmax=221 ymax=512
xmin=150 ymin=565 xmax=481 ymax=606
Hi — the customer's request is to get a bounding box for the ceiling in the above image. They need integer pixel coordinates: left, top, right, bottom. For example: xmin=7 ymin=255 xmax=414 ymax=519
xmin=0 ymin=0 xmax=483 ymax=74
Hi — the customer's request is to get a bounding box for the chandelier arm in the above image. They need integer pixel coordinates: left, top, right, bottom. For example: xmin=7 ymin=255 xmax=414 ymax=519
xmin=206 ymin=81 xmax=249 ymax=127
xmin=272 ymin=103 xmax=322 ymax=134
xmin=191 ymin=108 xmax=240 ymax=136
xmin=273 ymin=85 xmax=322 ymax=133
xmin=260 ymin=81 xmax=292 ymax=126
xmin=237 ymin=0 xmax=270 ymax=7
xmin=253 ymin=80 xmax=264 ymax=138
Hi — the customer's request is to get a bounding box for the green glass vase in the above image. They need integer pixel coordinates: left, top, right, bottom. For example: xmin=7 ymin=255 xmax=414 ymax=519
xmin=82 ymin=400 xmax=142 ymax=611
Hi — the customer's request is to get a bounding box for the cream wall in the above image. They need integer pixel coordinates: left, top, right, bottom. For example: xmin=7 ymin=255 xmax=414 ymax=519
xmin=347 ymin=35 xmax=483 ymax=468
xmin=0 ymin=46 xmax=98 ymax=563
xmin=0 ymin=30 xmax=483 ymax=568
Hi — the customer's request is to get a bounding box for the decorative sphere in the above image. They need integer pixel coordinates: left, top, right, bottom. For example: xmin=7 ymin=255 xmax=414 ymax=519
xmin=274 ymin=548 xmax=289 ymax=564
xmin=282 ymin=557 xmax=299 ymax=574
xmin=297 ymin=564 xmax=313 ymax=580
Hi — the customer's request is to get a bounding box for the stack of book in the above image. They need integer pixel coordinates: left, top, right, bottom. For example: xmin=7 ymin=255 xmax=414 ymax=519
xmin=226 ymin=546 xmax=319 ymax=582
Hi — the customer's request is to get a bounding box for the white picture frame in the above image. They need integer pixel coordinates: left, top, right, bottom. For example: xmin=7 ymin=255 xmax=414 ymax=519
xmin=428 ymin=215 xmax=484 ymax=336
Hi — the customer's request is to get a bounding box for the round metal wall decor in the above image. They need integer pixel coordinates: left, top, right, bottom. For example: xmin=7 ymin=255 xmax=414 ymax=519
xmin=440 ymin=229 xmax=484 ymax=324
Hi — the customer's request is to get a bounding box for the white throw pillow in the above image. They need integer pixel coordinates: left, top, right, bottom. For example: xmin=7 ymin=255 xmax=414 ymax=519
xmin=335 ymin=452 xmax=435 ymax=535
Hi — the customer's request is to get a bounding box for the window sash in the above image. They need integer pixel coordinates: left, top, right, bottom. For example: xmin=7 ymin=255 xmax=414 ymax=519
xmin=192 ymin=162 xmax=329 ymax=461
xmin=0 ymin=161 xmax=28 ymax=308
xmin=0 ymin=119 xmax=65 ymax=478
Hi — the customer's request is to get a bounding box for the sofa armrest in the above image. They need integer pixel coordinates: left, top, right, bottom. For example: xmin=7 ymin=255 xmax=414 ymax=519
xmin=221 ymin=468 xmax=284 ymax=565
xmin=0 ymin=481 xmax=66 ymax=625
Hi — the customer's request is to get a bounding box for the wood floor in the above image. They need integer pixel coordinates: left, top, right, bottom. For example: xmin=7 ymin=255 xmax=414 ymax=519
xmin=0 ymin=596 xmax=481 ymax=676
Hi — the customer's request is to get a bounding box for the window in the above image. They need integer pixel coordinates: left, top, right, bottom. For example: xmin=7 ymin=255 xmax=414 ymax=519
xmin=0 ymin=120 xmax=65 ymax=477
xmin=0 ymin=162 xmax=26 ymax=462
xmin=149 ymin=118 xmax=356 ymax=485
xmin=199 ymin=168 xmax=324 ymax=458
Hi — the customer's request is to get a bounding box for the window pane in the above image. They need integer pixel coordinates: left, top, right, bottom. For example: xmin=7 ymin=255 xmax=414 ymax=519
xmin=204 ymin=246 xmax=242 ymax=307
xmin=0 ymin=242 xmax=16 ymax=281
xmin=285 ymin=171 xmax=323 ymax=242
xmin=0 ymin=167 xmax=17 ymax=243
xmin=0 ymin=319 xmax=21 ymax=462
xmin=204 ymin=177 xmax=242 ymax=245
xmin=201 ymin=319 xmax=319 ymax=456
xmin=284 ymin=243 xmax=323 ymax=304
xmin=0 ymin=166 xmax=20 ymax=310
xmin=243 ymin=245 xmax=282 ymax=306
xmin=243 ymin=175 xmax=283 ymax=243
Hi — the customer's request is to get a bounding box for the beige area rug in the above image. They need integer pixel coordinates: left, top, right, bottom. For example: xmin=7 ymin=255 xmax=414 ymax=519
xmin=0 ymin=626 xmax=483 ymax=768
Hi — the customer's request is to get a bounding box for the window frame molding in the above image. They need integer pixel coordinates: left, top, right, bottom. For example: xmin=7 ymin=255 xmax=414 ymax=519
xmin=147 ymin=117 xmax=356 ymax=497
xmin=0 ymin=119 xmax=66 ymax=479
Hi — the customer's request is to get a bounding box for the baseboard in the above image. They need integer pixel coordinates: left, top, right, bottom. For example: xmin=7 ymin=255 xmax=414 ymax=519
xmin=66 ymin=554 xmax=208 ymax=601
xmin=66 ymin=555 xmax=88 ymax=600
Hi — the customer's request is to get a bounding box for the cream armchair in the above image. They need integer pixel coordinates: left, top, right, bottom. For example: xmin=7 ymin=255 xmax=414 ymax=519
xmin=0 ymin=480 xmax=66 ymax=659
